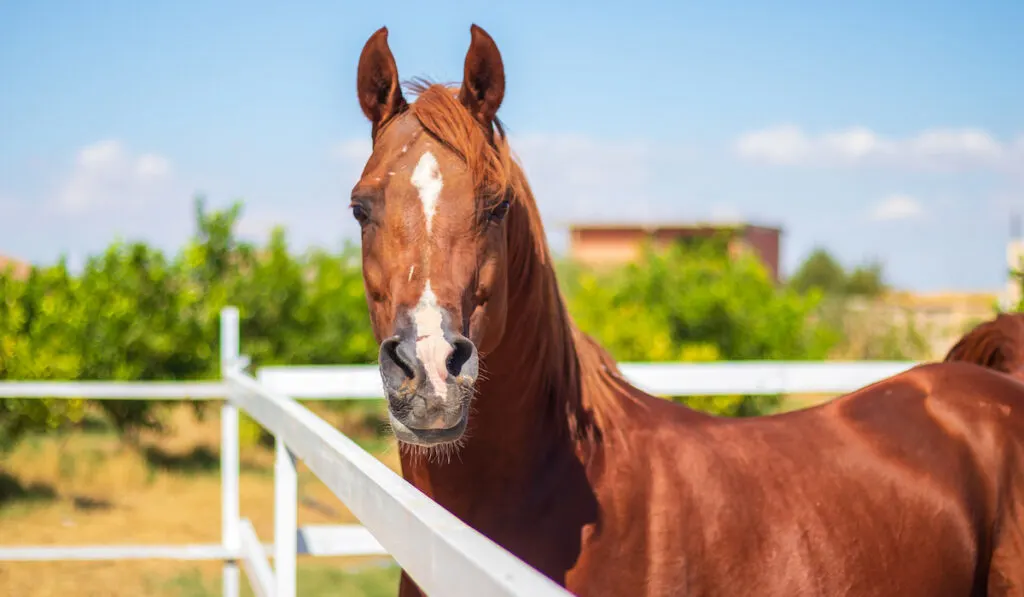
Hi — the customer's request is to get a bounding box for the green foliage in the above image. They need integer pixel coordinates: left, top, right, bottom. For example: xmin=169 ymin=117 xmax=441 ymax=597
xmin=561 ymin=237 xmax=838 ymax=416
xmin=787 ymin=248 xmax=845 ymax=295
xmin=0 ymin=196 xmax=376 ymax=452
xmin=789 ymin=247 xmax=887 ymax=297
xmin=1 ymin=260 xmax=88 ymax=447
xmin=844 ymin=262 xmax=887 ymax=296
xmin=1015 ymin=263 xmax=1024 ymax=313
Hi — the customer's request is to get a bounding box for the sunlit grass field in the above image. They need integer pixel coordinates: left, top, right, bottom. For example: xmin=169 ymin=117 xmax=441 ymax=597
xmin=0 ymin=401 xmax=402 ymax=597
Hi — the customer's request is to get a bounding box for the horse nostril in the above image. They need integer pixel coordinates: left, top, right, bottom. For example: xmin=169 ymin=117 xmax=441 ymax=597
xmin=381 ymin=336 xmax=416 ymax=381
xmin=446 ymin=336 xmax=477 ymax=378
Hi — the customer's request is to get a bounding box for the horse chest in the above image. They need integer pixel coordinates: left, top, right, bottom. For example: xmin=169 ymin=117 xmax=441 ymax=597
xmin=467 ymin=496 xmax=597 ymax=586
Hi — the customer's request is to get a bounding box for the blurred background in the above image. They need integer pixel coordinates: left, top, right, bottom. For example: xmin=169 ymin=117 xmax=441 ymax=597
xmin=1 ymin=1 xmax=1022 ymax=595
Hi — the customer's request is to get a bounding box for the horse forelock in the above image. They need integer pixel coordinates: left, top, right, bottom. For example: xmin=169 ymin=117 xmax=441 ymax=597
xmin=396 ymin=79 xmax=515 ymax=211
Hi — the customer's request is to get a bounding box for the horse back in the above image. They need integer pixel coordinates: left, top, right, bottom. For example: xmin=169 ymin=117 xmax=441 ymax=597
xmin=570 ymin=361 xmax=1024 ymax=596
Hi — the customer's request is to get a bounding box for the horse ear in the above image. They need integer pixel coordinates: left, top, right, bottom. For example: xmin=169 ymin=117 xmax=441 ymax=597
xmin=356 ymin=27 xmax=407 ymax=130
xmin=459 ymin=24 xmax=505 ymax=127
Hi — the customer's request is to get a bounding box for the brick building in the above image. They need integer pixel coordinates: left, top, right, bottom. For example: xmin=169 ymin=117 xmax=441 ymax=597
xmin=567 ymin=222 xmax=783 ymax=283
xmin=0 ymin=254 xmax=30 ymax=280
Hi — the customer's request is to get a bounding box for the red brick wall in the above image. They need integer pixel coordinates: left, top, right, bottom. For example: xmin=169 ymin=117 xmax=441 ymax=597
xmin=568 ymin=225 xmax=782 ymax=283
xmin=741 ymin=226 xmax=781 ymax=282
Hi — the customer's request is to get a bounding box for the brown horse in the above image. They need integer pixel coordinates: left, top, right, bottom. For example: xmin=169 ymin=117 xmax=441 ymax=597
xmin=349 ymin=25 xmax=1024 ymax=596
xmin=946 ymin=312 xmax=1024 ymax=383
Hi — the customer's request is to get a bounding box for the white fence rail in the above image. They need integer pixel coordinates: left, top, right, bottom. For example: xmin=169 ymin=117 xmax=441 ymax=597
xmin=0 ymin=307 xmax=919 ymax=596
xmin=256 ymin=360 xmax=918 ymax=399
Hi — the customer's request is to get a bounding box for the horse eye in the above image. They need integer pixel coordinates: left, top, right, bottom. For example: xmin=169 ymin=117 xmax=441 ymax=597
xmin=488 ymin=199 xmax=510 ymax=223
xmin=352 ymin=204 xmax=369 ymax=225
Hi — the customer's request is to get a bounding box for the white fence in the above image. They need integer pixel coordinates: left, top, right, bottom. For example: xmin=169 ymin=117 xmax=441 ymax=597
xmin=0 ymin=307 xmax=918 ymax=596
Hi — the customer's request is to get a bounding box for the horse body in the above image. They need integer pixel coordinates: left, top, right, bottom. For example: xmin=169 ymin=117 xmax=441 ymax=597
xmin=402 ymin=299 xmax=1024 ymax=596
xmin=572 ymin=362 xmax=1024 ymax=597
xmin=349 ymin=25 xmax=1024 ymax=596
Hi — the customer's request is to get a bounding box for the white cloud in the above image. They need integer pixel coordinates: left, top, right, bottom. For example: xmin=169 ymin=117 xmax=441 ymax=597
xmin=136 ymin=154 xmax=172 ymax=181
xmin=236 ymin=208 xmax=293 ymax=241
xmin=330 ymin=138 xmax=374 ymax=199
xmin=707 ymin=203 xmax=744 ymax=223
xmin=236 ymin=211 xmax=281 ymax=241
xmin=509 ymin=133 xmax=661 ymax=221
xmin=510 ymin=133 xmax=657 ymax=185
xmin=869 ymin=194 xmax=925 ymax=221
xmin=734 ymin=124 xmax=812 ymax=166
xmin=993 ymin=191 xmax=1024 ymax=209
xmin=736 ymin=126 xmax=1023 ymax=172
xmin=0 ymin=194 xmax=21 ymax=213
xmin=50 ymin=139 xmax=175 ymax=215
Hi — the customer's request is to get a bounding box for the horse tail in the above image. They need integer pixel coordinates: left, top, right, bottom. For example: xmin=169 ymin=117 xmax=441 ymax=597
xmin=943 ymin=313 xmax=1024 ymax=380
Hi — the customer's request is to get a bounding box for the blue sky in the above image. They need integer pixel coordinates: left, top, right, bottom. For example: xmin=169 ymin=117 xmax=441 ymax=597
xmin=1 ymin=1 xmax=1021 ymax=291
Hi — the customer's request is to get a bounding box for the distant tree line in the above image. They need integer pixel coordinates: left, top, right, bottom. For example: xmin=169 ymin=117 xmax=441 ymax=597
xmin=787 ymin=247 xmax=887 ymax=298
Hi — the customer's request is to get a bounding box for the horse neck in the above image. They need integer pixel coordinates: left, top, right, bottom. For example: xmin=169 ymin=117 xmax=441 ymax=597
xmin=398 ymin=183 xmax=587 ymax=512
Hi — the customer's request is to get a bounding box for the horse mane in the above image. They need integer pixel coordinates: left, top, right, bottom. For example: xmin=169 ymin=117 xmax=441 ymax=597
xmin=403 ymin=79 xmax=515 ymax=211
xmin=944 ymin=312 xmax=1024 ymax=378
xmin=401 ymin=79 xmax=642 ymax=444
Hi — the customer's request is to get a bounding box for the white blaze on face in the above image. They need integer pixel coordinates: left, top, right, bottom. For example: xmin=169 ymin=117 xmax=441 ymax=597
xmin=411 ymin=151 xmax=442 ymax=235
xmin=413 ymin=282 xmax=450 ymax=396
xmin=409 ymin=151 xmax=449 ymax=396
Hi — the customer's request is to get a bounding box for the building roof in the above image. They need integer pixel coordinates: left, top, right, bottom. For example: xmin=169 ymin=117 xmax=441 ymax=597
xmin=567 ymin=221 xmax=783 ymax=234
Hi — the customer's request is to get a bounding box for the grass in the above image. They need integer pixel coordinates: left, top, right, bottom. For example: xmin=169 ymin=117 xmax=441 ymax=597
xmin=153 ymin=561 xmax=400 ymax=597
xmin=0 ymin=560 xmax=402 ymax=597
xmin=0 ymin=400 xmax=402 ymax=597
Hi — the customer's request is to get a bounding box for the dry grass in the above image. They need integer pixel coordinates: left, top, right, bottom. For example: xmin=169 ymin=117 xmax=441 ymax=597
xmin=0 ymin=401 xmax=402 ymax=597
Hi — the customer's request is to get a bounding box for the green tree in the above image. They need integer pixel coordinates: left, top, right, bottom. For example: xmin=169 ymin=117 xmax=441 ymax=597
xmin=0 ymin=196 xmax=379 ymax=453
xmin=844 ymin=261 xmax=887 ymax=296
xmin=789 ymin=247 xmax=887 ymax=298
xmin=788 ymin=248 xmax=846 ymax=295
xmin=1015 ymin=262 xmax=1024 ymax=312
xmin=562 ymin=237 xmax=838 ymax=416
xmin=0 ymin=260 xmax=87 ymax=449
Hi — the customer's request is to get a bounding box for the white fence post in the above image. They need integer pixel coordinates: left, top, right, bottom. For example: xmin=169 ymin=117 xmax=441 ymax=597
xmin=275 ymin=437 xmax=298 ymax=597
xmin=220 ymin=307 xmax=241 ymax=597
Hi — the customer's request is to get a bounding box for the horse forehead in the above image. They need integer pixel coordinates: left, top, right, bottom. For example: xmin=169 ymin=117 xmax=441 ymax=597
xmin=364 ymin=131 xmax=474 ymax=226
xmin=400 ymin=147 xmax=473 ymax=217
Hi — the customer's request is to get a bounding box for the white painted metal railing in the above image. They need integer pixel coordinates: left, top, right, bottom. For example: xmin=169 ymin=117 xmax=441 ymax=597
xmin=0 ymin=306 xmax=919 ymax=596
xmin=255 ymin=360 xmax=917 ymax=399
